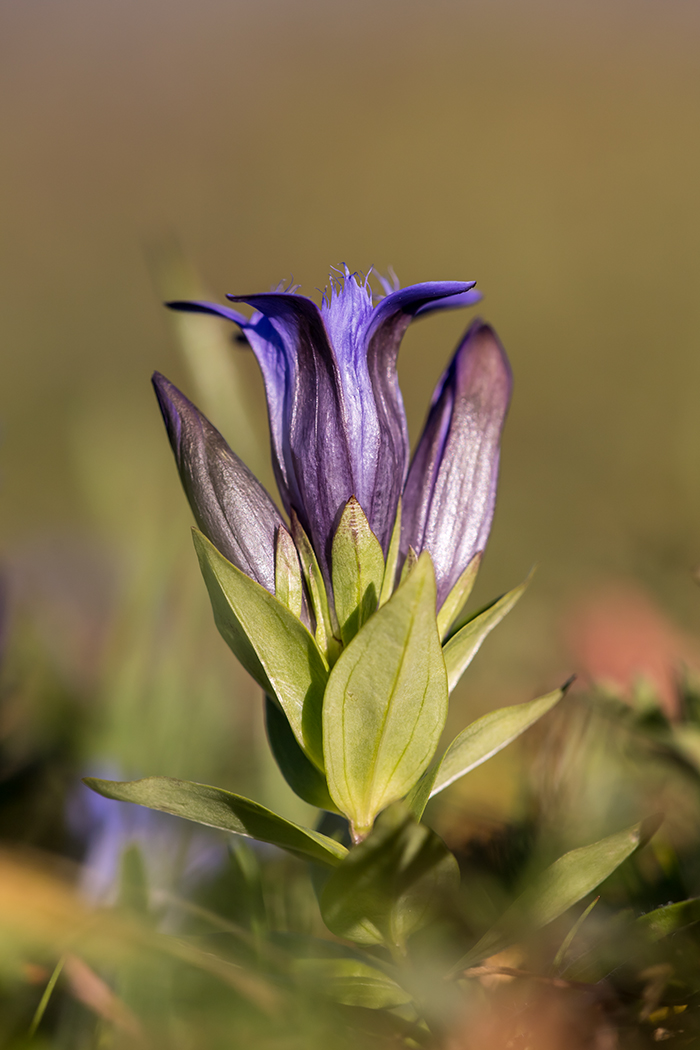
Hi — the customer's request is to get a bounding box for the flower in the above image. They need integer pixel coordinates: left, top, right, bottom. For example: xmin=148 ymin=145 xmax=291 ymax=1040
xmin=157 ymin=266 xmax=510 ymax=616
xmin=402 ymin=318 xmax=512 ymax=605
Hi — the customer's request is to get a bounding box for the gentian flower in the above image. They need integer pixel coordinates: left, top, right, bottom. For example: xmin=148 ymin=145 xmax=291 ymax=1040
xmin=155 ymin=266 xmax=510 ymax=620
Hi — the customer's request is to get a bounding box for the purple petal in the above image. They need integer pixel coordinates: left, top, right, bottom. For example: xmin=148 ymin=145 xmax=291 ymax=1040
xmin=225 ymin=291 xmax=358 ymax=579
xmin=166 ymin=299 xmax=250 ymax=327
xmin=359 ymin=281 xmax=479 ymax=550
xmin=401 ymin=321 xmax=512 ymax=606
xmin=152 ymin=372 xmax=285 ymax=594
xmin=414 ymin=287 xmax=483 ymax=318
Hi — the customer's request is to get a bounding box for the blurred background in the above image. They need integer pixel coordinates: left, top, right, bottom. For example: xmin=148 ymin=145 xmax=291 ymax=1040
xmin=2 ymin=0 xmax=700 ymax=1042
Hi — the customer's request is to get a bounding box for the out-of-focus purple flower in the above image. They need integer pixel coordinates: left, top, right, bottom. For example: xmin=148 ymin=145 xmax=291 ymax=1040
xmin=401 ymin=320 xmax=512 ymax=605
xmin=166 ymin=268 xmax=480 ymax=582
xmin=68 ymin=767 xmax=225 ymax=905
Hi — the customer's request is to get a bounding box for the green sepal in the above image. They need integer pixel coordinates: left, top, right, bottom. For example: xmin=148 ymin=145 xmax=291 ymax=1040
xmin=449 ymin=817 xmax=657 ymax=975
xmin=193 ymin=529 xmax=327 ymax=769
xmin=442 ymin=570 xmax=533 ymax=692
xmin=399 ymin=546 xmax=418 ymax=586
xmin=331 ymin=497 xmax=385 ymax=645
xmin=274 ymin=526 xmax=303 ymax=620
xmin=290 ymin=511 xmax=341 ymax=663
xmin=323 ymin=552 xmax=448 ymax=838
xmin=320 ymin=802 xmax=459 ymax=949
xmin=407 ymin=685 xmax=567 ymax=820
xmin=84 ymin=775 xmax=348 ymax=868
xmin=436 ymin=552 xmax=482 ymax=641
xmin=265 ymin=696 xmax=338 ymax=812
xmin=378 ymin=498 xmax=402 ymax=608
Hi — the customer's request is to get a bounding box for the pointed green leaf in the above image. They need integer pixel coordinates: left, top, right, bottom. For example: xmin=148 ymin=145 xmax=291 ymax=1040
xmin=323 ymin=552 xmax=448 ymax=837
xmin=378 ymin=498 xmax=402 ymax=608
xmin=320 ymin=803 xmax=459 ymax=949
xmin=265 ymin=696 xmax=338 ymax=812
xmin=331 ymin=497 xmax=385 ymax=645
xmin=436 ymin=552 xmax=482 ymax=641
xmin=193 ymin=529 xmax=327 ymax=768
xmin=274 ymin=526 xmax=303 ymax=619
xmin=290 ymin=511 xmax=340 ymax=663
xmin=84 ymin=776 xmax=348 ymax=867
xmin=449 ymin=819 xmax=651 ymax=974
xmin=406 ymin=686 xmax=566 ymax=821
xmin=435 ymin=687 xmax=566 ymax=808
xmin=442 ymin=571 xmax=532 ymax=692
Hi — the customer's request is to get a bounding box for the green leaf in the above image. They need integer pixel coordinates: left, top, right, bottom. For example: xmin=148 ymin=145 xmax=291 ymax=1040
xmin=449 ymin=819 xmax=652 ymax=974
xmin=84 ymin=776 xmax=348 ymax=868
xmin=193 ymin=529 xmax=328 ymax=769
xmin=320 ymin=803 xmax=459 ymax=949
xmin=564 ymin=892 xmax=698 ymax=983
xmin=323 ymin=552 xmax=448 ymax=838
xmin=331 ymin=497 xmax=385 ymax=645
xmin=636 ymin=897 xmax=700 ymax=940
xmin=442 ymin=571 xmax=532 ymax=692
xmin=274 ymin=526 xmax=303 ymax=619
xmin=406 ymin=686 xmax=566 ymax=821
xmin=436 ymin=552 xmax=482 ymax=641
xmin=290 ymin=511 xmax=340 ymax=663
xmin=294 ymin=958 xmax=412 ymax=1009
xmin=378 ymin=498 xmax=402 ymax=608
xmin=265 ymin=696 xmax=338 ymax=812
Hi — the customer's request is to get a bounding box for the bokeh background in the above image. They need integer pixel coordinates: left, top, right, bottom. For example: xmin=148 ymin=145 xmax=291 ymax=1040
xmin=2 ymin=0 xmax=700 ymax=953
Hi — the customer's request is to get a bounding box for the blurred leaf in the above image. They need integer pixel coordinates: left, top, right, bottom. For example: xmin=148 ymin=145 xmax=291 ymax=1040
xmin=118 ymin=845 xmax=150 ymax=916
xmin=566 ymin=896 xmax=700 ymax=982
xmin=194 ymin=529 xmax=328 ymax=768
xmin=230 ymin=840 xmax=267 ymax=938
xmin=451 ymin=819 xmax=654 ymax=973
xmin=295 ymin=957 xmax=412 ymax=1009
xmin=320 ymin=803 xmax=459 ymax=949
xmin=442 ymin=572 xmax=532 ymax=692
xmin=436 ymin=552 xmax=482 ymax=641
xmin=551 ymin=895 xmax=599 ymax=971
xmin=275 ymin=526 xmax=304 ymax=620
xmin=332 ymin=497 xmax=385 ymax=646
xmin=378 ymin=498 xmax=402 ymax=608
xmin=147 ymin=236 xmax=266 ymax=478
xmin=84 ymin=776 xmax=348 ymax=867
xmin=323 ymin=553 xmax=448 ymax=837
xmin=636 ymin=897 xmax=700 ymax=939
xmin=265 ymin=696 xmax=338 ymax=812
xmin=407 ymin=686 xmax=567 ymax=819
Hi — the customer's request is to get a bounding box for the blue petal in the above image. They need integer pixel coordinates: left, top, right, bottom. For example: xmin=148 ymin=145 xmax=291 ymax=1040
xmin=401 ymin=321 xmax=512 ymax=606
xmin=414 ymin=287 xmax=482 ymax=318
xmin=225 ymin=291 xmax=358 ymax=579
xmin=152 ymin=372 xmax=286 ymax=594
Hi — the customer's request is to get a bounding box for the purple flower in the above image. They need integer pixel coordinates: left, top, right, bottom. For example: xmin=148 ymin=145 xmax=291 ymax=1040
xmin=158 ymin=266 xmax=510 ymax=613
xmin=153 ymin=373 xmax=285 ymax=594
xmin=402 ymin=320 xmax=512 ymax=605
